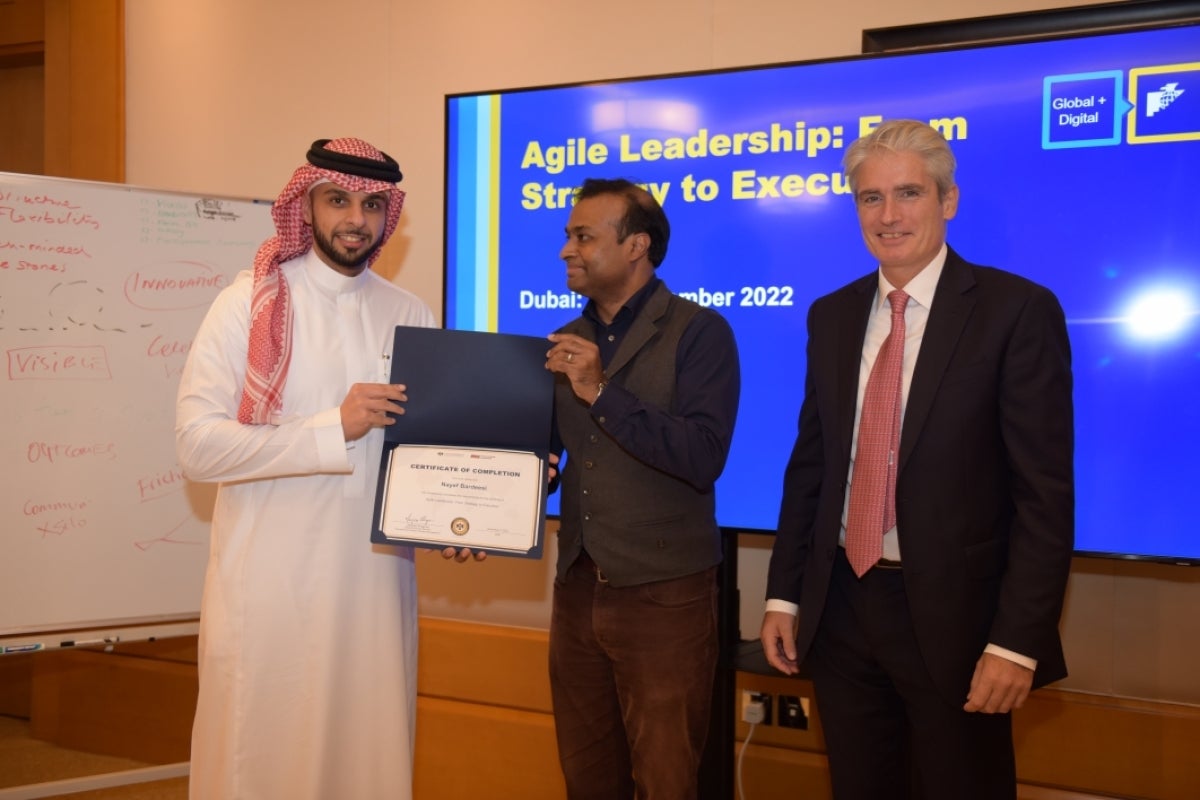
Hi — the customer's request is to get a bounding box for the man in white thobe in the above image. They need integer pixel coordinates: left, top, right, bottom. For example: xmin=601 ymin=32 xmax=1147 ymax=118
xmin=177 ymin=137 xmax=436 ymax=799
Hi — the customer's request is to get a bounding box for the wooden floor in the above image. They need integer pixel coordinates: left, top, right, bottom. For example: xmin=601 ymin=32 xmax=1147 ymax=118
xmin=0 ymin=713 xmax=1135 ymax=800
xmin=0 ymin=716 xmax=185 ymax=800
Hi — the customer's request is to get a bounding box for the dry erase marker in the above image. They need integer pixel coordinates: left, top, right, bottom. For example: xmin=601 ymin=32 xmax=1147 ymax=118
xmin=1 ymin=643 xmax=44 ymax=654
xmin=59 ymin=636 xmax=119 ymax=648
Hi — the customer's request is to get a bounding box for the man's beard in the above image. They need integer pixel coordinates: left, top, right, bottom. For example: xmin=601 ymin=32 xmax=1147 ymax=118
xmin=312 ymin=225 xmax=382 ymax=270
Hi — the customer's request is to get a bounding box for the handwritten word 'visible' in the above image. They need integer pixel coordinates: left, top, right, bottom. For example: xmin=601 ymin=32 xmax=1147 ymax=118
xmin=7 ymin=346 xmax=112 ymax=381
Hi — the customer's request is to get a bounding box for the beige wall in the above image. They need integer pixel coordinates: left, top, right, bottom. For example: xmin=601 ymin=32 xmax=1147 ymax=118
xmin=123 ymin=0 xmax=1200 ymax=706
xmin=124 ymin=0 xmax=1103 ymax=312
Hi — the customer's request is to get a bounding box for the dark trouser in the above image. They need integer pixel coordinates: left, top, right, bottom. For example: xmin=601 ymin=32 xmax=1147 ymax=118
xmin=808 ymin=549 xmax=1016 ymax=800
xmin=549 ymin=553 xmax=718 ymax=800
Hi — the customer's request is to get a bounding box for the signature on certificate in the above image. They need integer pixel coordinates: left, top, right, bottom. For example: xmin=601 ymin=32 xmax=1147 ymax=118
xmin=403 ymin=514 xmax=434 ymax=532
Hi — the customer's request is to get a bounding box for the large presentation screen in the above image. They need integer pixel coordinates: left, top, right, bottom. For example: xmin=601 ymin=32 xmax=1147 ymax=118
xmin=445 ymin=22 xmax=1200 ymax=563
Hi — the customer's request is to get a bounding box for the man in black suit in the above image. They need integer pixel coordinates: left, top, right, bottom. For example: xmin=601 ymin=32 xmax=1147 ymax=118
xmin=760 ymin=119 xmax=1074 ymax=799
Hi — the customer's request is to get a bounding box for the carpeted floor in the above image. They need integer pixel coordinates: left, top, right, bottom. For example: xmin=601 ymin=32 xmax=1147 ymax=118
xmin=0 ymin=716 xmax=187 ymax=799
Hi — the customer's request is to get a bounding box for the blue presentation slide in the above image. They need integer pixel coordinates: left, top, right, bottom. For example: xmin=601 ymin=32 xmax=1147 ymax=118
xmin=447 ymin=23 xmax=1200 ymax=562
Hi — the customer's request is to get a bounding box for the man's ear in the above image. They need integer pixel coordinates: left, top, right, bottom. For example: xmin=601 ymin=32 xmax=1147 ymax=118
xmin=629 ymin=231 xmax=650 ymax=259
xmin=942 ymin=184 xmax=960 ymax=221
xmin=301 ymin=191 xmax=314 ymax=226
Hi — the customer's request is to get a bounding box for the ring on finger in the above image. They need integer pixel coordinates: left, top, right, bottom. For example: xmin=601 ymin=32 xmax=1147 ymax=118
xmin=566 ymin=352 xmax=574 ymax=363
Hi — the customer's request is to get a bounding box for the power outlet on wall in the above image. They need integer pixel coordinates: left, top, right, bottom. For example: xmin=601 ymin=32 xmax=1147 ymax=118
xmin=778 ymin=694 xmax=810 ymax=730
xmin=741 ymin=690 xmax=772 ymax=725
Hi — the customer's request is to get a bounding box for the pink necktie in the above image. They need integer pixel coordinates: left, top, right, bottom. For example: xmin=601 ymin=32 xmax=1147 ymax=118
xmin=845 ymin=289 xmax=909 ymax=577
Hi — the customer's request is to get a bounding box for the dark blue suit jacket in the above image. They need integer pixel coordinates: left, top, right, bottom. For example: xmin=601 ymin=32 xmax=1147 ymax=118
xmin=766 ymin=246 xmax=1074 ymax=702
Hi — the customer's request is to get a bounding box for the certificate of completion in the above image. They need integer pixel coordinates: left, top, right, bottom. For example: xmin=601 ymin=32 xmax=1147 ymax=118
xmin=378 ymin=445 xmax=544 ymax=554
xmin=369 ymin=326 xmax=554 ymax=558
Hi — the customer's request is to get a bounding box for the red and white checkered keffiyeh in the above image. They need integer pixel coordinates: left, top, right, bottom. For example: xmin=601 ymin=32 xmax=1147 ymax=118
xmin=237 ymin=137 xmax=406 ymax=424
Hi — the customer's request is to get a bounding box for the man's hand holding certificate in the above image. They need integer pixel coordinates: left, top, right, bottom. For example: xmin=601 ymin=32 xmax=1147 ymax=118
xmin=369 ymin=327 xmax=555 ymax=558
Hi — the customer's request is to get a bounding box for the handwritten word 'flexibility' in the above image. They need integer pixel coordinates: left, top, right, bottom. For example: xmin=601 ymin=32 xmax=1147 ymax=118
xmin=0 ymin=206 xmax=100 ymax=230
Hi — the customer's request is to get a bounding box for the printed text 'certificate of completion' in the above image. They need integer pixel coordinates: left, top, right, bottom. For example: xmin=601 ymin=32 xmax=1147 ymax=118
xmin=379 ymin=446 xmax=542 ymax=554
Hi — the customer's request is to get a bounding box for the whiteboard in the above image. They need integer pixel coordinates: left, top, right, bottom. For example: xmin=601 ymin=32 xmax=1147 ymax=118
xmin=0 ymin=173 xmax=273 ymax=636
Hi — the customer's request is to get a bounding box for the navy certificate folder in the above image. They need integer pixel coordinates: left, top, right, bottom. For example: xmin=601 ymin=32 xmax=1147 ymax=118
xmin=369 ymin=326 xmax=555 ymax=558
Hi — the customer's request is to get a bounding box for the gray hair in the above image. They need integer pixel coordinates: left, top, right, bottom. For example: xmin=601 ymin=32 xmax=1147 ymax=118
xmin=843 ymin=119 xmax=957 ymax=200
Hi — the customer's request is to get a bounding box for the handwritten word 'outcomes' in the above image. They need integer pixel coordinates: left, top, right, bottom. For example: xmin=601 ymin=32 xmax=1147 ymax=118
xmin=27 ymin=441 xmax=117 ymax=464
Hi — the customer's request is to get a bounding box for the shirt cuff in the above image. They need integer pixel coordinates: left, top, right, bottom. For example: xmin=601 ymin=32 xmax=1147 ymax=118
xmin=984 ymin=643 xmax=1037 ymax=671
xmin=308 ymin=406 xmax=352 ymax=471
xmin=761 ymin=605 xmax=1037 ymax=671
xmin=765 ymin=599 xmax=800 ymax=616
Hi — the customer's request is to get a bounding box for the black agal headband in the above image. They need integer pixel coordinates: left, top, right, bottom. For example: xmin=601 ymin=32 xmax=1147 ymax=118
xmin=306 ymin=139 xmax=403 ymax=183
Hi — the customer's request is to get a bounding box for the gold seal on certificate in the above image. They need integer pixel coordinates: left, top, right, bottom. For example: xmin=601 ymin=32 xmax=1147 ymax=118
xmin=378 ymin=445 xmax=543 ymax=555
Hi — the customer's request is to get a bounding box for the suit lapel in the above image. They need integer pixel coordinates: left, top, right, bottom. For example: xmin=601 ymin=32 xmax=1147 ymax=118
xmin=899 ymin=248 xmax=977 ymax=471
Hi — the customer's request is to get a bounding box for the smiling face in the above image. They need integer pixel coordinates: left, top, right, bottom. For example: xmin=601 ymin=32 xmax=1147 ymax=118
xmin=303 ymin=183 xmax=389 ymax=275
xmin=853 ymin=149 xmax=959 ymax=284
xmin=558 ymin=192 xmax=652 ymax=316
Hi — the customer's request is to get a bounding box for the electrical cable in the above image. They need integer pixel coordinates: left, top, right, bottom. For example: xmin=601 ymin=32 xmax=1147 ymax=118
xmin=736 ymin=721 xmax=757 ymax=800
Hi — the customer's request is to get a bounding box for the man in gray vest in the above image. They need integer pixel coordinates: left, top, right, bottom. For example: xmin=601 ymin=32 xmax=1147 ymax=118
xmin=545 ymin=177 xmax=741 ymax=800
